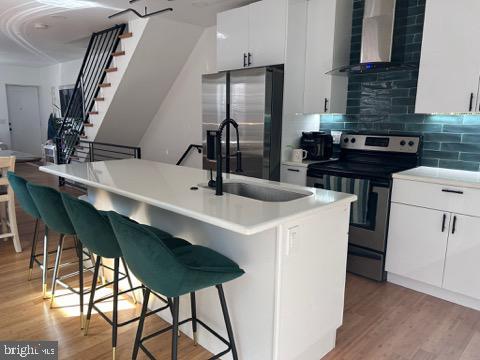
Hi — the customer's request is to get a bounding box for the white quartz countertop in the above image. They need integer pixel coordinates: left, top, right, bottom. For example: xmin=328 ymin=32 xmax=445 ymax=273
xmin=393 ymin=166 xmax=480 ymax=190
xmin=40 ymin=159 xmax=356 ymax=235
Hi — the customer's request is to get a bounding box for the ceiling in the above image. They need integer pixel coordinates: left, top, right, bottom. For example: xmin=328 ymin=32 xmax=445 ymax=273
xmin=0 ymin=0 xmax=255 ymax=67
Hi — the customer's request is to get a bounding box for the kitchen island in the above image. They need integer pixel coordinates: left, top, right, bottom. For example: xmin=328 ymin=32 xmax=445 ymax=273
xmin=40 ymin=159 xmax=356 ymax=360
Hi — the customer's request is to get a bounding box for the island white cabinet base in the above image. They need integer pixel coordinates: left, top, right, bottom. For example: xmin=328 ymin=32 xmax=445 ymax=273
xmin=88 ymin=187 xmax=350 ymax=360
xmin=40 ymin=159 xmax=355 ymax=360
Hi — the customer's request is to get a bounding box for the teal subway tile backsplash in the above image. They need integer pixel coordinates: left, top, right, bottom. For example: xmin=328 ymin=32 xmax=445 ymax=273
xmin=317 ymin=0 xmax=480 ymax=171
xmin=320 ymin=114 xmax=480 ymax=171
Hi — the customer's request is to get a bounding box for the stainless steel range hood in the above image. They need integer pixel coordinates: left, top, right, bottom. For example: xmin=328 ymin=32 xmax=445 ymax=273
xmin=328 ymin=0 xmax=416 ymax=75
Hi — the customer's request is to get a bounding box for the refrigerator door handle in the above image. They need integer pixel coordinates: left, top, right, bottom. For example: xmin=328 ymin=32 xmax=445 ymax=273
xmin=243 ymin=53 xmax=247 ymax=67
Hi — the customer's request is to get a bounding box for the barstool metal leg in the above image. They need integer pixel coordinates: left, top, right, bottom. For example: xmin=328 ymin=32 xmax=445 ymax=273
xmin=133 ymin=287 xmax=150 ymax=360
xmin=100 ymin=257 xmax=106 ymax=285
xmin=171 ymin=297 xmax=180 ymax=360
xmin=190 ymin=292 xmax=198 ymax=345
xmin=42 ymin=226 xmax=49 ymax=299
xmin=75 ymin=236 xmax=84 ymax=329
xmin=28 ymin=219 xmax=39 ymax=280
xmin=216 ymin=285 xmax=239 ymax=360
xmin=84 ymin=256 xmax=101 ymax=336
xmin=168 ymin=298 xmax=180 ymax=337
xmin=112 ymin=257 xmax=119 ymax=360
xmin=121 ymin=257 xmax=137 ymax=304
xmin=50 ymin=234 xmax=65 ymax=308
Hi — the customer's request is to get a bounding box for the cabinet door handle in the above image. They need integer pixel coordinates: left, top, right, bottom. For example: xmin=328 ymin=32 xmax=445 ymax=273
xmin=324 ymin=98 xmax=329 ymax=113
xmin=248 ymin=52 xmax=252 ymax=66
xmin=441 ymin=214 xmax=447 ymax=232
xmin=469 ymin=92 xmax=474 ymax=111
xmin=287 ymin=168 xmax=300 ymax=173
xmin=442 ymin=189 xmax=464 ymax=195
xmin=243 ymin=53 xmax=247 ymax=67
xmin=452 ymin=215 xmax=457 ymax=234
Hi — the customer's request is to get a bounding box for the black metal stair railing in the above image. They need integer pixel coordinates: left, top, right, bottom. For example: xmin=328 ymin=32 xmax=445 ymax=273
xmin=176 ymin=144 xmax=202 ymax=166
xmin=55 ymin=23 xmax=127 ymax=165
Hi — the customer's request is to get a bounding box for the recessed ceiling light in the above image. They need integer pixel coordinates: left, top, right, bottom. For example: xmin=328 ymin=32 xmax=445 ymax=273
xmin=33 ymin=23 xmax=50 ymax=29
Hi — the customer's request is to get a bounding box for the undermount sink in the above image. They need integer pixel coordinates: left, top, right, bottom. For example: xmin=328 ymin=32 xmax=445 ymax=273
xmin=202 ymin=182 xmax=313 ymax=202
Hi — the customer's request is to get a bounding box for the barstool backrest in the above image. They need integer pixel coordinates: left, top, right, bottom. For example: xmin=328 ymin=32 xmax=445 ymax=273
xmin=108 ymin=212 xmax=187 ymax=296
xmin=7 ymin=172 xmax=40 ymax=219
xmin=61 ymin=193 xmax=122 ymax=259
xmin=27 ymin=183 xmax=75 ymax=235
xmin=0 ymin=157 xmax=15 ymax=202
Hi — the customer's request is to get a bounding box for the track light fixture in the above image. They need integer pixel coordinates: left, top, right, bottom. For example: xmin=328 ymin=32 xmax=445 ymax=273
xmin=109 ymin=0 xmax=173 ymax=19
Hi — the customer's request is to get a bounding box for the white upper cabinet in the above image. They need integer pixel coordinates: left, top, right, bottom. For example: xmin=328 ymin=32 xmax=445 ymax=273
xmin=416 ymin=0 xmax=480 ymax=114
xmin=216 ymin=0 xmax=287 ymax=71
xmin=248 ymin=0 xmax=287 ymax=68
xmin=216 ymin=6 xmax=249 ymax=72
xmin=303 ymin=0 xmax=352 ymax=114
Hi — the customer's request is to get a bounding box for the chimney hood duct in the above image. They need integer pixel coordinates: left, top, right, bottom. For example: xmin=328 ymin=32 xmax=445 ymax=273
xmin=328 ymin=0 xmax=416 ymax=75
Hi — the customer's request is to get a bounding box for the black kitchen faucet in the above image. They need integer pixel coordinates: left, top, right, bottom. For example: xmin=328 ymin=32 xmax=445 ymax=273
xmin=207 ymin=119 xmax=243 ymax=196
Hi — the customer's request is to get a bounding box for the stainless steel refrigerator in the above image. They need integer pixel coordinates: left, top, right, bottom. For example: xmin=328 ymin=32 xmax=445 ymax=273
xmin=202 ymin=66 xmax=284 ymax=181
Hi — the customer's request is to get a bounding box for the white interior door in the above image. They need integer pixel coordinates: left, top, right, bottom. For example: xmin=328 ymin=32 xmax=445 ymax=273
xmin=6 ymin=85 xmax=42 ymax=156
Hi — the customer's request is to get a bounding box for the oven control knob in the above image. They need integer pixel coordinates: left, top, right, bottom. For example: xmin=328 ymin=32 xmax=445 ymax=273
xmin=344 ymin=137 xmax=349 ymax=143
xmin=400 ymin=140 xmax=406 ymax=146
xmin=351 ymin=138 xmax=356 ymax=144
xmin=408 ymin=141 xmax=415 ymax=147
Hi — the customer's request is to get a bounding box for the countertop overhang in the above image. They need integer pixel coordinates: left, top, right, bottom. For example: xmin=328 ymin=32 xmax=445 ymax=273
xmin=393 ymin=166 xmax=480 ymax=190
xmin=40 ymin=159 xmax=356 ymax=235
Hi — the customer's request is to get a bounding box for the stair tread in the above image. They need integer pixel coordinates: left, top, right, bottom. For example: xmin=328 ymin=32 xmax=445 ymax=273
xmin=94 ymin=97 xmax=105 ymax=101
xmin=88 ymin=111 xmax=99 ymax=115
xmin=80 ymin=135 xmax=88 ymax=139
xmin=112 ymin=51 xmax=125 ymax=57
xmin=105 ymin=67 xmax=118 ymax=73
xmin=98 ymin=83 xmax=111 ymax=88
xmin=83 ymin=123 xmax=94 ymax=127
xmin=119 ymin=32 xmax=133 ymax=39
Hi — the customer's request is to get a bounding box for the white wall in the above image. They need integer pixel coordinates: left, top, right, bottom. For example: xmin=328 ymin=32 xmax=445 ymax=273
xmin=139 ymin=26 xmax=217 ymax=168
xmin=94 ymin=17 xmax=204 ymax=147
xmin=0 ymin=59 xmax=81 ymax=149
xmin=57 ymin=58 xmax=83 ymax=87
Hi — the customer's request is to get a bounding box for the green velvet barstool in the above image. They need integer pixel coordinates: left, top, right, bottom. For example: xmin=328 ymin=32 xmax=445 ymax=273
xmin=108 ymin=212 xmax=245 ymax=360
xmin=61 ymin=193 xmax=190 ymax=359
xmin=7 ymin=172 xmax=44 ymax=284
xmin=26 ymin=183 xmax=88 ymax=328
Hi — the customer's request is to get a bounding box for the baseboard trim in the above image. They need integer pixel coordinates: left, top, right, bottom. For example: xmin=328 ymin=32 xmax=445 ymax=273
xmin=388 ymin=273 xmax=480 ymax=311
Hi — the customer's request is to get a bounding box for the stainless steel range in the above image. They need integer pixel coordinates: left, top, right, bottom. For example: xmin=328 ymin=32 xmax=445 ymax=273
xmin=307 ymin=133 xmax=423 ymax=281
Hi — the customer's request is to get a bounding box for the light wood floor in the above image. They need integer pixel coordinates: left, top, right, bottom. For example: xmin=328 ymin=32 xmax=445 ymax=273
xmin=1 ymin=163 xmax=480 ymax=360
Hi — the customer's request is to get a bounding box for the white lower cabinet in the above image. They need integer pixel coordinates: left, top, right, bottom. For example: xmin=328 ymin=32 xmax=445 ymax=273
xmin=387 ymin=175 xmax=480 ymax=309
xmin=281 ymin=163 xmax=307 ymax=186
xmin=386 ymin=203 xmax=450 ymax=287
xmin=443 ymin=214 xmax=480 ymax=299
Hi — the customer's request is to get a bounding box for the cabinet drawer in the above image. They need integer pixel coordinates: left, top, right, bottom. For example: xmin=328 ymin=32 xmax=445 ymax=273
xmin=281 ymin=165 xmax=307 ymax=186
xmin=392 ymin=179 xmax=480 ymax=217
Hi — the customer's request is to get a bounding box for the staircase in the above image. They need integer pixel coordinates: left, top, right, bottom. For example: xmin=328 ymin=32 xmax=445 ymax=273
xmin=55 ymin=17 xmax=204 ymax=165
xmin=55 ymin=24 xmax=130 ymax=164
